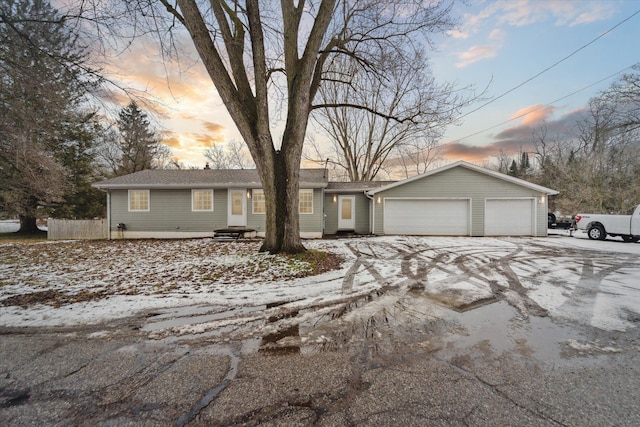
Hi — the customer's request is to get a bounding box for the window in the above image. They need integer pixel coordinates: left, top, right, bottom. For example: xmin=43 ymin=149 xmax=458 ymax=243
xmin=299 ymin=189 xmax=313 ymax=214
xmin=129 ymin=190 xmax=149 ymax=211
xmin=251 ymin=189 xmax=313 ymax=214
xmin=192 ymin=189 xmax=213 ymax=211
xmin=252 ymin=189 xmax=266 ymax=214
xmin=341 ymin=198 xmax=352 ymax=220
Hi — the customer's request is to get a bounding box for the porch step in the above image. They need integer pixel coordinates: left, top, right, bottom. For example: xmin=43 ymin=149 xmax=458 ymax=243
xmin=335 ymin=229 xmax=357 ymax=238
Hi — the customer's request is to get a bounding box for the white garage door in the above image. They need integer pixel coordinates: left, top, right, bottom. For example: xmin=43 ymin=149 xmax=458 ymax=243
xmin=485 ymin=198 xmax=535 ymax=236
xmin=384 ymin=199 xmax=469 ymax=235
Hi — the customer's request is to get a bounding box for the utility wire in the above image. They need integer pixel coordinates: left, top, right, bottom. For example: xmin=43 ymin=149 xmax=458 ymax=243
xmin=458 ymin=8 xmax=640 ymax=121
xmin=449 ymin=63 xmax=638 ymax=143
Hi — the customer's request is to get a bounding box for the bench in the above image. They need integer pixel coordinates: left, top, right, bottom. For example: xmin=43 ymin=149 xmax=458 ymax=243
xmin=213 ymin=228 xmax=255 ymax=241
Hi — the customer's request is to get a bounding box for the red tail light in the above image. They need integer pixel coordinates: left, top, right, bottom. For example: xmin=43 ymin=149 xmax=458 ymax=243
xmin=575 ymin=215 xmax=582 ymax=223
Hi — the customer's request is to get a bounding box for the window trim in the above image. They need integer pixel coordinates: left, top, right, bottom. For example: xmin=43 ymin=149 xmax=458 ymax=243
xmin=191 ymin=189 xmax=214 ymax=212
xmin=252 ymin=189 xmax=266 ymax=214
xmin=299 ymin=189 xmax=313 ymax=214
xmin=128 ymin=189 xmax=150 ymax=212
xmin=251 ymin=189 xmax=314 ymax=214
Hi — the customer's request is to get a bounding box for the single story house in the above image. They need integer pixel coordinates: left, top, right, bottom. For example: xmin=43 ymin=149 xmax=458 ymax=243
xmin=93 ymin=160 xmax=558 ymax=239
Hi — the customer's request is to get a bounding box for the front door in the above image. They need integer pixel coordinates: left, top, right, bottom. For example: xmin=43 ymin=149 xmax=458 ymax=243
xmin=338 ymin=196 xmax=356 ymax=230
xmin=228 ymin=189 xmax=247 ymax=227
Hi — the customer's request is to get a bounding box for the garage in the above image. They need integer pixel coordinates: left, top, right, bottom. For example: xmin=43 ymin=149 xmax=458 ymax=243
xmin=368 ymin=161 xmax=557 ymax=237
xmin=384 ymin=198 xmax=470 ymax=235
xmin=485 ymin=198 xmax=535 ymax=236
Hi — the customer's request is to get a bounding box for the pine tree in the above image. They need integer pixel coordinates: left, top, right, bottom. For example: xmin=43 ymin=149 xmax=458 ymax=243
xmin=0 ymin=0 xmax=102 ymax=232
xmin=115 ymin=102 xmax=161 ymax=175
xmin=52 ymin=117 xmax=106 ymax=219
xmin=508 ymin=160 xmax=518 ymax=177
xmin=520 ymin=152 xmax=530 ymax=171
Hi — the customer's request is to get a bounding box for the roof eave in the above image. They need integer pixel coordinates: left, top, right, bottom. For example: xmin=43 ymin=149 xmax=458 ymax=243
xmin=366 ymin=161 xmax=559 ymax=195
xmin=93 ymin=182 xmax=328 ymax=190
xmin=325 ymin=188 xmax=370 ymax=193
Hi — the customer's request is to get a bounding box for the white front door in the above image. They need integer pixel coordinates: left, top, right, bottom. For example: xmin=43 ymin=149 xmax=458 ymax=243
xmin=338 ymin=196 xmax=356 ymax=230
xmin=228 ymin=189 xmax=247 ymax=227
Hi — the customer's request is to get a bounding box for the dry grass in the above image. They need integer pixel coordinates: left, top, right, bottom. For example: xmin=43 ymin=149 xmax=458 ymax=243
xmin=0 ymin=238 xmax=341 ymax=308
xmin=0 ymin=230 xmax=48 ymax=243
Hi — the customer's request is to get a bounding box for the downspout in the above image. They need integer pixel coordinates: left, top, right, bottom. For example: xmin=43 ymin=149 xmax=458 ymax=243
xmin=322 ymin=160 xmax=329 ymax=237
xmin=321 ymin=187 xmax=325 ymax=237
xmin=365 ymin=191 xmax=375 ymax=234
xmin=106 ymin=190 xmax=111 ymax=240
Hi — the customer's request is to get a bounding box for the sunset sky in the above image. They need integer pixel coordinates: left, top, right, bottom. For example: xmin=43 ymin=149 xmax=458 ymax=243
xmin=105 ymin=0 xmax=640 ymax=170
xmin=431 ymin=0 xmax=640 ymax=165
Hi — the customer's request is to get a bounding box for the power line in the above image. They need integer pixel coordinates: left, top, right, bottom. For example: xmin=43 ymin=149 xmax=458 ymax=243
xmin=458 ymin=8 xmax=640 ymax=121
xmin=449 ymin=63 xmax=638 ymax=143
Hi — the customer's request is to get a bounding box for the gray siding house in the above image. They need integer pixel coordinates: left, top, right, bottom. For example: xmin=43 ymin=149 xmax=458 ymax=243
xmin=323 ymin=181 xmax=393 ymax=235
xmin=94 ymin=169 xmax=328 ymax=239
xmin=94 ymin=161 xmax=558 ymax=239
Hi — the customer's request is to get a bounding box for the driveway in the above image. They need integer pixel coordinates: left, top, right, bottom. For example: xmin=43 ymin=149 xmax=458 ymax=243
xmin=1 ymin=234 xmax=639 ymax=425
xmin=139 ymin=234 xmax=640 ymax=347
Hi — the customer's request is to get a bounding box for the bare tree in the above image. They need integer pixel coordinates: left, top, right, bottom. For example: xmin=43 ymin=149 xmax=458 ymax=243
xmin=605 ymin=64 xmax=640 ymax=130
xmin=311 ymin=48 xmax=465 ymax=181
xmin=528 ymin=69 xmax=640 ymax=216
xmin=95 ymin=126 xmax=122 ymax=175
xmin=83 ymin=0 xmax=457 ymax=253
xmin=204 ymin=140 xmax=254 ymax=169
xmin=491 ymin=149 xmax=513 ymax=175
xmin=389 ymin=136 xmax=443 ymax=179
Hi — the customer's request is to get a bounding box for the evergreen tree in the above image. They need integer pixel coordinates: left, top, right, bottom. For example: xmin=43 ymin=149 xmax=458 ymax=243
xmin=519 ymin=152 xmax=530 ymax=171
xmin=115 ymin=102 xmax=164 ymax=175
xmin=51 ymin=117 xmax=106 ymax=219
xmin=0 ymin=0 xmax=102 ymax=231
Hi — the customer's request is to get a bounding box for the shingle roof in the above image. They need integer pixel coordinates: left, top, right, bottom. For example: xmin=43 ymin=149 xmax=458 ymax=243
xmin=325 ymin=181 xmax=396 ymax=192
xmin=93 ymin=169 xmax=329 ymax=189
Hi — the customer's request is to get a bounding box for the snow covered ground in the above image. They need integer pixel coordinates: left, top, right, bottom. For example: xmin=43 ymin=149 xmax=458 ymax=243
xmin=0 ymin=220 xmax=45 ymax=233
xmin=1 ymin=221 xmax=639 ymax=339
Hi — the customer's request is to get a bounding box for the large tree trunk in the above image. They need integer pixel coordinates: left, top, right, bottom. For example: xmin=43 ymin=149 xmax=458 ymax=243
xmin=18 ymin=215 xmax=41 ymax=234
xmin=258 ymin=149 xmax=305 ymax=254
xmin=170 ymin=0 xmax=332 ymax=253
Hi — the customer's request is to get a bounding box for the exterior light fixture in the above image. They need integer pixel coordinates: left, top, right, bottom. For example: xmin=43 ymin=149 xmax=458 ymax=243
xmin=333 ymin=194 xmax=337 ymax=203
xmin=377 ymin=196 xmax=382 ymax=204
xmin=247 ymin=189 xmax=252 ymax=199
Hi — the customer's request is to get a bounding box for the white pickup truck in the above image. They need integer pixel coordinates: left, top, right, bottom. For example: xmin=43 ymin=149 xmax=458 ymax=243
xmin=574 ymin=204 xmax=640 ymax=242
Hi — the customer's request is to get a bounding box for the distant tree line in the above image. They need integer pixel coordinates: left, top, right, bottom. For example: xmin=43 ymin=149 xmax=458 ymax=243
xmin=494 ymin=66 xmax=640 ymax=217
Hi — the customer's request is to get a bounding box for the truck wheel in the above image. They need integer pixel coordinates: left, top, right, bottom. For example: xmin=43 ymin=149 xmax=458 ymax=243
xmin=588 ymin=225 xmax=606 ymax=240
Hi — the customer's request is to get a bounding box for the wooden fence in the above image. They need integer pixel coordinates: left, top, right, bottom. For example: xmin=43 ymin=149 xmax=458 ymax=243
xmin=47 ymin=218 xmax=108 ymax=240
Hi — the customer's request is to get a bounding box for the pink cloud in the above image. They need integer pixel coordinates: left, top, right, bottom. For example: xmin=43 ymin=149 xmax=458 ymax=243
xmin=441 ymin=108 xmax=585 ymax=163
xmin=441 ymin=142 xmax=498 ymax=163
xmin=510 ymin=104 xmax=556 ymax=126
